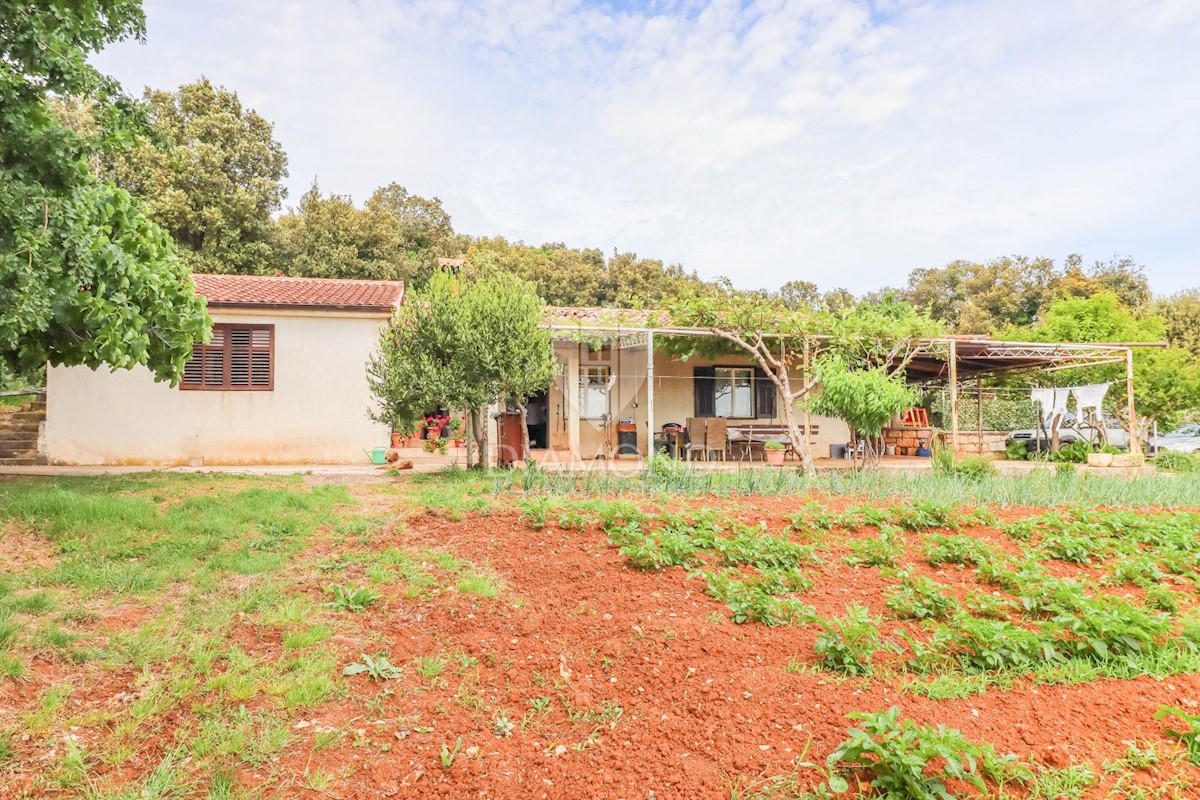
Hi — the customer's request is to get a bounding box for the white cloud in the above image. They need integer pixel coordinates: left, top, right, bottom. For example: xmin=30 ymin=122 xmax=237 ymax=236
xmin=96 ymin=0 xmax=1200 ymax=293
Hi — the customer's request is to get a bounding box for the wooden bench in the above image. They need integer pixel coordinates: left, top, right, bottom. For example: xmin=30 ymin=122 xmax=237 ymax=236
xmin=727 ymin=424 xmax=821 ymax=461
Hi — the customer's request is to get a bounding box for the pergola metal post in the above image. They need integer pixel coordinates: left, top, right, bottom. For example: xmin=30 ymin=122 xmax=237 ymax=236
xmin=976 ymin=375 xmax=984 ymax=455
xmin=948 ymin=338 xmax=959 ymax=453
xmin=645 ymin=330 xmax=655 ymax=457
xmin=1126 ymin=347 xmax=1140 ymax=456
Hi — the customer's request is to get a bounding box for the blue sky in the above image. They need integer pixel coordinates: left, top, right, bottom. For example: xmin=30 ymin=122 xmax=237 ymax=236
xmin=94 ymin=0 xmax=1199 ymax=295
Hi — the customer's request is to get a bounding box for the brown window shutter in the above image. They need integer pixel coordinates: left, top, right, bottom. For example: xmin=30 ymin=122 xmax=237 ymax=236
xmin=181 ymin=323 xmax=274 ymax=391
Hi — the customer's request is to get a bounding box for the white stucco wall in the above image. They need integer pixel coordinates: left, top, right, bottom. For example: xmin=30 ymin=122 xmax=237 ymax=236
xmin=45 ymin=308 xmax=392 ymax=465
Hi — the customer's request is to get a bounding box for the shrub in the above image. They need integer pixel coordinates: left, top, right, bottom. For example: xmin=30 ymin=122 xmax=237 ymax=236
xmin=814 ymin=603 xmax=890 ymax=675
xmin=828 ymin=706 xmax=1031 ymax=799
xmin=1154 ymin=450 xmax=1200 ymax=474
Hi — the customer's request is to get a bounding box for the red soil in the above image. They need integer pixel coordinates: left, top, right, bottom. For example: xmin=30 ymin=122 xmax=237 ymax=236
xmin=267 ymin=499 xmax=1200 ymax=799
xmin=7 ymin=494 xmax=1200 ymax=799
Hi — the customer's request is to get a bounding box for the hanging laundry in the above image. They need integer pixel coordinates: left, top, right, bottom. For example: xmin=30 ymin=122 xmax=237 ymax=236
xmin=1030 ymin=388 xmax=1055 ymax=417
xmin=1050 ymin=388 xmax=1070 ymax=421
xmin=1072 ymin=383 xmax=1110 ymax=413
xmin=1031 ymin=387 xmax=1069 ymax=424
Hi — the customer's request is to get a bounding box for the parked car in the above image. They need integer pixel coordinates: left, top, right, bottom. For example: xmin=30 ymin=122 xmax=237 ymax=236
xmin=1152 ymin=424 xmax=1200 ymax=454
xmin=1007 ymin=413 xmax=1131 ymax=454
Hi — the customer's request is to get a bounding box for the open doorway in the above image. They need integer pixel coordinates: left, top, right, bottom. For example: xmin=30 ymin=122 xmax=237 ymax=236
xmin=525 ymin=389 xmax=550 ymax=449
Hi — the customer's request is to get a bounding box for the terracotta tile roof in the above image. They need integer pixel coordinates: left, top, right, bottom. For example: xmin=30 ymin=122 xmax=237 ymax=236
xmin=191 ymin=274 xmax=404 ymax=312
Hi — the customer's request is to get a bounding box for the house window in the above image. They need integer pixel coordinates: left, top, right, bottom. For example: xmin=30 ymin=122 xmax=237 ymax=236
xmin=579 ymin=366 xmax=610 ymax=419
xmin=694 ymin=365 xmax=776 ymax=419
xmin=714 ymin=367 xmax=753 ymax=418
xmin=181 ymin=324 xmax=274 ymax=391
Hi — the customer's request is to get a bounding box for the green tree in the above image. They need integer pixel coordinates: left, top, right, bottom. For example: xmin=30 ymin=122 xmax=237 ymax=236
xmin=902 ymin=256 xmax=1059 ymax=334
xmin=99 ymin=77 xmax=288 ymax=274
xmin=669 ymin=287 xmax=939 ymax=475
xmin=367 ymin=270 xmax=556 ymax=467
xmin=275 ymin=181 xmax=403 ymax=280
xmin=1 ymin=0 xmax=209 ymax=384
xmin=1156 ymin=289 xmax=1200 ymax=358
xmin=1008 ymin=293 xmax=1199 ymax=439
xmin=809 ymin=357 xmax=917 ymax=468
xmin=277 ymin=181 xmax=464 ymax=283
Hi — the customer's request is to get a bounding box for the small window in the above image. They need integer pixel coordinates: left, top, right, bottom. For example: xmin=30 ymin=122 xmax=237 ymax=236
xmin=714 ymin=367 xmax=753 ymax=418
xmin=579 ymin=366 xmax=610 ymax=419
xmin=182 ymin=323 xmax=274 ymax=391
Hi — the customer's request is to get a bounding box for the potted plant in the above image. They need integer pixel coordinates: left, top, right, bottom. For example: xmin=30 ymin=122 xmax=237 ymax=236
xmin=444 ymin=415 xmax=464 ymax=447
xmin=764 ymin=439 xmax=786 ymax=466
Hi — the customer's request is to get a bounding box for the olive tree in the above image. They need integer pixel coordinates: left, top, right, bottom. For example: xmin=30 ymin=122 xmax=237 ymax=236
xmin=367 ymin=270 xmax=557 ymax=467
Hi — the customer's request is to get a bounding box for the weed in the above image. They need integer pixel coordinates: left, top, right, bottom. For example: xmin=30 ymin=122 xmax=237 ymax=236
xmin=439 ymin=736 xmax=463 ymax=769
xmin=1026 ymin=763 xmax=1096 ymax=799
xmin=491 ymin=713 xmax=516 ymax=737
xmin=885 ymin=573 xmax=960 ymax=620
xmin=326 ymin=583 xmax=382 ymax=612
xmin=813 ymin=603 xmax=890 ymax=675
xmin=843 ymin=526 xmax=905 ymax=568
xmin=828 ymin=706 xmax=1030 ymax=798
xmin=343 ymin=653 xmax=403 ymax=681
xmin=1156 ymin=706 xmax=1200 ymax=765
xmin=923 ymin=533 xmax=998 ymax=567
xmin=413 ymin=654 xmax=450 ymax=684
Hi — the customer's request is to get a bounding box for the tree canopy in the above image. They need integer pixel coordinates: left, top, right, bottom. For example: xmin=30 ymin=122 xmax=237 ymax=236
xmin=1008 ymin=293 xmax=1200 ymax=434
xmin=98 ymin=77 xmax=288 ymax=275
xmin=1 ymin=0 xmax=209 ymax=385
xmin=367 ymin=270 xmax=557 ymax=467
xmin=668 ymin=287 xmax=941 ymax=474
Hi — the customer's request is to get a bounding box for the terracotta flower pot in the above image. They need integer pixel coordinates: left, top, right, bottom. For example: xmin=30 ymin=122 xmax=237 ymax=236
xmin=765 ymin=448 xmax=786 ymax=466
xmin=391 ymin=432 xmax=404 ymax=448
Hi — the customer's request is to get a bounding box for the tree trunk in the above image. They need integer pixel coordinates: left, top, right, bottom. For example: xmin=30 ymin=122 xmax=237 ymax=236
xmin=470 ymin=407 xmax=489 ymax=469
xmin=518 ymin=399 xmax=531 ymax=466
xmin=780 ymin=392 xmax=816 ymax=476
xmin=465 ymin=409 xmax=475 ymax=467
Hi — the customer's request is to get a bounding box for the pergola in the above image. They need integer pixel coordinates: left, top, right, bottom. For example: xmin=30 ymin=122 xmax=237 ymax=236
xmin=545 ymin=308 xmax=1165 ymax=457
xmin=900 ymin=337 xmax=1165 ymax=455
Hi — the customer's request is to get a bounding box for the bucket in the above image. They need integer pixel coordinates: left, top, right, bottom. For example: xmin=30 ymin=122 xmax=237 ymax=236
xmin=885 ymin=444 xmax=896 ymax=457
xmin=829 ymin=443 xmax=847 ymax=460
xmin=364 ymin=446 xmax=389 ymax=465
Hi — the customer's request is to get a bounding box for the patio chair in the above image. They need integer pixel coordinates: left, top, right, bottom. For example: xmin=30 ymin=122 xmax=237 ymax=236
xmin=705 ymin=417 xmax=728 ymax=462
xmin=684 ymin=417 xmax=708 ymax=461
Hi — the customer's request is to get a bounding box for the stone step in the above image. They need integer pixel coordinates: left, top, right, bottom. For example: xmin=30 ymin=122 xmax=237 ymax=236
xmin=0 ymin=410 xmax=46 ymax=423
xmin=0 ymin=456 xmax=40 ymax=466
xmin=0 ymin=420 xmax=41 ymax=433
